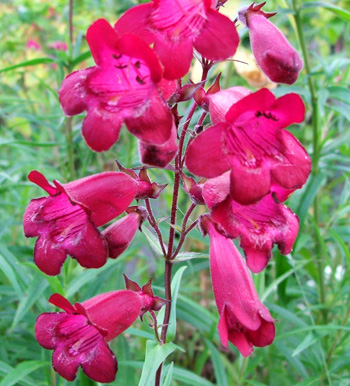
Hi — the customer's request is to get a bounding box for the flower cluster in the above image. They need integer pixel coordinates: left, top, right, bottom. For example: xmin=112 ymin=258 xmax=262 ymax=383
xmin=23 ymin=0 xmax=310 ymax=382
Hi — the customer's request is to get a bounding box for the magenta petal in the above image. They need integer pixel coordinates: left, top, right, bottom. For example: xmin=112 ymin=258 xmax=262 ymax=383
xmin=23 ymin=197 xmax=47 ymax=237
xmin=81 ymin=340 xmax=118 ymax=383
xmin=186 ymin=124 xmax=232 ymax=178
xmin=35 ymin=313 xmax=68 ymax=349
xmin=34 ymin=237 xmax=67 ymax=276
xmin=228 ymin=330 xmax=254 ymax=357
xmin=59 ymin=69 xmax=92 ymax=116
xmin=225 ymin=88 xmax=275 ymax=123
xmin=194 ymin=9 xmax=239 ymax=61
xmin=139 ymin=122 xmax=178 ymax=167
xmin=86 ymin=19 xmax=119 ymax=66
xmin=202 ymin=172 xmax=231 ymax=209
xmin=76 ymin=290 xmax=142 ymax=342
xmin=208 ymin=87 xmax=251 ymax=125
xmin=269 ymin=93 xmax=305 ymax=127
xmin=62 ymin=172 xmax=137 ymax=227
xmin=271 ymin=130 xmax=311 ymax=191
xmin=217 ymin=305 xmax=229 ymax=348
xmin=67 ymin=219 xmax=108 ymax=269
xmin=125 ymin=85 xmax=173 ymax=145
xmin=102 ymin=213 xmax=141 ymax=259
xmin=114 ymin=3 xmax=154 ymax=44
xmin=28 ymin=171 xmax=57 ymax=195
xmin=52 ymin=345 xmax=80 ymax=382
xmin=49 ymin=294 xmax=76 ymax=313
xmin=82 ymin=105 xmax=122 ymax=152
xmin=154 ymin=35 xmax=194 ymax=80
xmin=247 ymin=318 xmax=275 ymax=347
xmin=230 ymin=159 xmax=271 ymax=204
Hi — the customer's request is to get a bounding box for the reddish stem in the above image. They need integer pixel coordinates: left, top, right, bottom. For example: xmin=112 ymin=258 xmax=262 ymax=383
xmin=155 ymin=60 xmax=211 ymax=386
xmin=145 ymin=198 xmax=167 ymax=257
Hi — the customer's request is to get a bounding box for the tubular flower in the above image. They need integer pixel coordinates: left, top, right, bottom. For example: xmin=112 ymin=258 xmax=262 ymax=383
xmin=59 ymin=19 xmax=173 ymax=152
xmin=202 ymin=217 xmax=275 ymax=356
xmin=35 ymin=292 xmax=142 ymax=382
xmin=238 ymin=2 xmax=303 ymax=84
xmin=186 ymin=88 xmax=311 ymax=205
xmin=23 ymin=171 xmax=137 ymax=275
xmin=115 ymin=0 xmax=239 ymax=80
xmin=203 ymin=172 xmax=299 ymax=273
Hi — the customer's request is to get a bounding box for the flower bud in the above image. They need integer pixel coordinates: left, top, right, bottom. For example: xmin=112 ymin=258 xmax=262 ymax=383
xmin=238 ymin=2 xmax=303 ymax=84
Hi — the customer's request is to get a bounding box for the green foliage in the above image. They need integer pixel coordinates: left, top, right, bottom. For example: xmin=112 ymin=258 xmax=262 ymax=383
xmin=1 ymin=0 xmax=349 ymax=385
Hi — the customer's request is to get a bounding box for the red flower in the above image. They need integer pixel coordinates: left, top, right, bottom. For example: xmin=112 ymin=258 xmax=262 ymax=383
xmin=35 ymin=292 xmax=142 ymax=382
xmin=238 ymin=2 xmax=303 ymax=84
xmin=59 ymin=19 xmax=173 ymax=152
xmin=202 ymin=217 xmax=275 ymax=356
xmin=115 ymin=0 xmax=239 ymax=79
xmin=23 ymin=171 xmax=137 ymax=275
xmin=186 ymin=88 xmax=311 ymax=204
xmin=203 ymin=172 xmax=299 ymax=273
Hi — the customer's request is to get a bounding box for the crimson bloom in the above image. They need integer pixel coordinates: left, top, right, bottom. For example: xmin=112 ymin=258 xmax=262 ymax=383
xmin=35 ymin=292 xmax=142 ymax=382
xmin=115 ymin=0 xmax=239 ymax=79
xmin=186 ymin=88 xmax=311 ymax=205
xmin=59 ymin=19 xmax=173 ymax=152
xmin=202 ymin=217 xmax=275 ymax=356
xmin=238 ymin=2 xmax=303 ymax=84
xmin=203 ymin=172 xmax=299 ymax=273
xmin=23 ymin=171 xmax=137 ymax=275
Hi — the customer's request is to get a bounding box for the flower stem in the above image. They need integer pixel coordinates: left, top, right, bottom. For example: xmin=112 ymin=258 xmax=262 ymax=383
xmin=155 ymin=61 xmax=211 ymax=386
xmin=292 ymin=0 xmax=327 ymax=337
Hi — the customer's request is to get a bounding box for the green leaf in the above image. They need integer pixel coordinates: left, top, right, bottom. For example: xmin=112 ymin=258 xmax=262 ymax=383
xmin=162 ymin=362 xmax=174 ymax=386
xmin=172 ymin=367 xmax=215 ymax=386
xmin=11 ymin=273 xmax=48 ymax=329
xmin=157 ymin=266 xmax=187 ymax=342
xmin=292 ymin=332 xmax=328 ymax=357
xmin=0 ymin=251 xmax=23 ymax=298
xmin=261 ymin=260 xmax=308 ymax=302
xmin=142 ymin=226 xmax=165 ymax=257
xmin=138 ymin=341 xmax=178 ymax=386
xmin=296 ymin=173 xmax=325 ymax=227
xmin=301 ymin=2 xmax=350 ymax=22
xmin=172 ymin=252 xmax=208 ymax=263
xmin=0 ymin=360 xmax=48 ymax=386
xmin=205 ymin=340 xmax=228 ymax=386
xmin=0 ymin=58 xmax=55 ymax=73
xmin=71 ymin=51 xmax=92 ymax=67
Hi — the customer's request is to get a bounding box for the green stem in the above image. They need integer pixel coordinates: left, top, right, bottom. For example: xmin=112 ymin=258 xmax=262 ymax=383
xmin=292 ymin=0 xmax=328 ymax=358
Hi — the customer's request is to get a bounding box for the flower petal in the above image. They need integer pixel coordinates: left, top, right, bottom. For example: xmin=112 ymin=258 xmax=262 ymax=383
xmin=125 ymin=85 xmax=173 ymax=145
xmin=194 ymin=9 xmax=239 ymax=61
xmin=270 ymin=130 xmax=311 ymax=191
xmin=59 ymin=68 xmax=92 ymax=116
xmin=35 ymin=313 xmax=68 ymax=349
xmin=82 ymin=105 xmax=122 ymax=152
xmin=186 ymin=124 xmax=232 ymax=178
xmin=114 ymin=3 xmax=154 ymax=44
xmin=52 ymin=345 xmax=80 ymax=382
xmin=230 ymin=159 xmax=271 ymax=204
xmin=81 ymin=340 xmax=118 ymax=383
xmin=34 ymin=236 xmax=67 ymax=276
xmin=62 ymin=172 xmax=137 ymax=227
xmin=76 ymin=290 xmax=142 ymax=342
xmin=139 ymin=122 xmax=178 ymax=167
xmin=154 ymin=34 xmax=194 ymax=80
